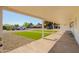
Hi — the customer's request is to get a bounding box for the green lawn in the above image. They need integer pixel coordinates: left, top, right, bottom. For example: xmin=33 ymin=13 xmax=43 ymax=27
xmin=14 ymin=30 xmax=57 ymax=40
xmin=32 ymin=30 xmax=57 ymax=32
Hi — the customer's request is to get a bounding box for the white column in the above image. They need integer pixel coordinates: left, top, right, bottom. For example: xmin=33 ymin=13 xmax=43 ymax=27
xmin=0 ymin=8 xmax=2 ymax=37
xmin=53 ymin=22 xmax=54 ymax=29
xmin=42 ymin=20 xmax=44 ymax=38
xmin=0 ymin=7 xmax=3 ymax=52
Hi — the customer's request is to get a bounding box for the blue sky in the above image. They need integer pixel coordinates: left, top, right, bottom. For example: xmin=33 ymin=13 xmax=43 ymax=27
xmin=3 ymin=10 xmax=42 ymax=26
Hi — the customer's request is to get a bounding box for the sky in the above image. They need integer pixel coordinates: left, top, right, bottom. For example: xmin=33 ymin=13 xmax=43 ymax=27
xmin=3 ymin=10 xmax=42 ymax=26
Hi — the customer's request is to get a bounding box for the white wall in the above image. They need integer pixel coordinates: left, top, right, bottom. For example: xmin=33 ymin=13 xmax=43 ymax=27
xmin=60 ymin=24 xmax=70 ymax=31
xmin=70 ymin=17 xmax=79 ymax=45
xmin=73 ymin=29 xmax=79 ymax=45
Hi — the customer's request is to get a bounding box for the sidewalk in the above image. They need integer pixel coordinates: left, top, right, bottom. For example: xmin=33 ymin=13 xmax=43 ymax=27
xmin=8 ymin=30 xmax=65 ymax=53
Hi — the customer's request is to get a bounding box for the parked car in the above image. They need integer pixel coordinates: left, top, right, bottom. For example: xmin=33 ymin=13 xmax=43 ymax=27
xmin=16 ymin=26 xmax=26 ymax=30
xmin=12 ymin=26 xmax=26 ymax=30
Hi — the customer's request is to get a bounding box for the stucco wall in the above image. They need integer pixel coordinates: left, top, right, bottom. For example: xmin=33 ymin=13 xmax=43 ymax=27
xmin=74 ymin=17 xmax=79 ymax=45
xmin=0 ymin=9 xmax=2 ymax=37
xmin=70 ymin=17 xmax=79 ymax=45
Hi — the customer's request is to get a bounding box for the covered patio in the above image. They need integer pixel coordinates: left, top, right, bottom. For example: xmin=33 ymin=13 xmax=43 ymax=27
xmin=0 ymin=6 xmax=79 ymax=52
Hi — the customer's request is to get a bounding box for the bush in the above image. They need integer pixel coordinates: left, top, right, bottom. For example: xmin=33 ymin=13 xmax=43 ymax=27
xmin=3 ymin=24 xmax=14 ymax=30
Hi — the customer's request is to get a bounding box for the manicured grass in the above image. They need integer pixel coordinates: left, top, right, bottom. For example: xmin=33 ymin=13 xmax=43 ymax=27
xmin=14 ymin=30 xmax=57 ymax=40
xmin=32 ymin=30 xmax=57 ymax=32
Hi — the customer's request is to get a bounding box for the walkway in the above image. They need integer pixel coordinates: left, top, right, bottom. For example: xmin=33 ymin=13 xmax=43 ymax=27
xmin=49 ymin=31 xmax=79 ymax=53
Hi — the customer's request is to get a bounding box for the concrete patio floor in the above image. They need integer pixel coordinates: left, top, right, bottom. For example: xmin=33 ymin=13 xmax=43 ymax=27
xmin=49 ymin=31 xmax=79 ymax=53
xmin=8 ymin=30 xmax=65 ymax=53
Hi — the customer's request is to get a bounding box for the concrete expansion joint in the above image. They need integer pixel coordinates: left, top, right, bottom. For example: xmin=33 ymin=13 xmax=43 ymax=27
xmin=43 ymin=38 xmax=57 ymax=41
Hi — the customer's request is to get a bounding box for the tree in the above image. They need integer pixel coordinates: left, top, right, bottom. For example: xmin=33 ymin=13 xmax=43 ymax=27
xmin=28 ymin=23 xmax=34 ymax=28
xmin=3 ymin=25 xmax=7 ymax=30
xmin=14 ymin=24 xmax=19 ymax=28
xmin=23 ymin=22 xmax=29 ymax=28
xmin=3 ymin=24 xmax=14 ymax=30
xmin=44 ymin=21 xmax=53 ymax=29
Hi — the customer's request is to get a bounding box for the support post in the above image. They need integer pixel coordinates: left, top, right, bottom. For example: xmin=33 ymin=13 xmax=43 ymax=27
xmin=0 ymin=7 xmax=2 ymax=37
xmin=0 ymin=7 xmax=3 ymax=52
xmin=42 ymin=20 xmax=44 ymax=39
xmin=53 ymin=22 xmax=54 ymax=29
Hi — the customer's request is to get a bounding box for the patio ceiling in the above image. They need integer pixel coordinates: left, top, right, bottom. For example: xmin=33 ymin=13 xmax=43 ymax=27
xmin=3 ymin=6 xmax=79 ymax=25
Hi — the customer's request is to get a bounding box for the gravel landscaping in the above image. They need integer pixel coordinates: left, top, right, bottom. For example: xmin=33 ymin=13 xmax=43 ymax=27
xmin=3 ymin=32 xmax=33 ymax=52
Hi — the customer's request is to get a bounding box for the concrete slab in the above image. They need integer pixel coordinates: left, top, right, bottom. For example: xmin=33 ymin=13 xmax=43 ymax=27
xmin=8 ymin=30 xmax=65 ymax=53
xmin=49 ymin=31 xmax=79 ymax=53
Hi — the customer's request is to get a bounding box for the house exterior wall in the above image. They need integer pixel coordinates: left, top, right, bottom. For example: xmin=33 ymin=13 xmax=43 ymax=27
xmin=73 ymin=17 xmax=79 ymax=45
xmin=69 ymin=17 xmax=79 ymax=45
